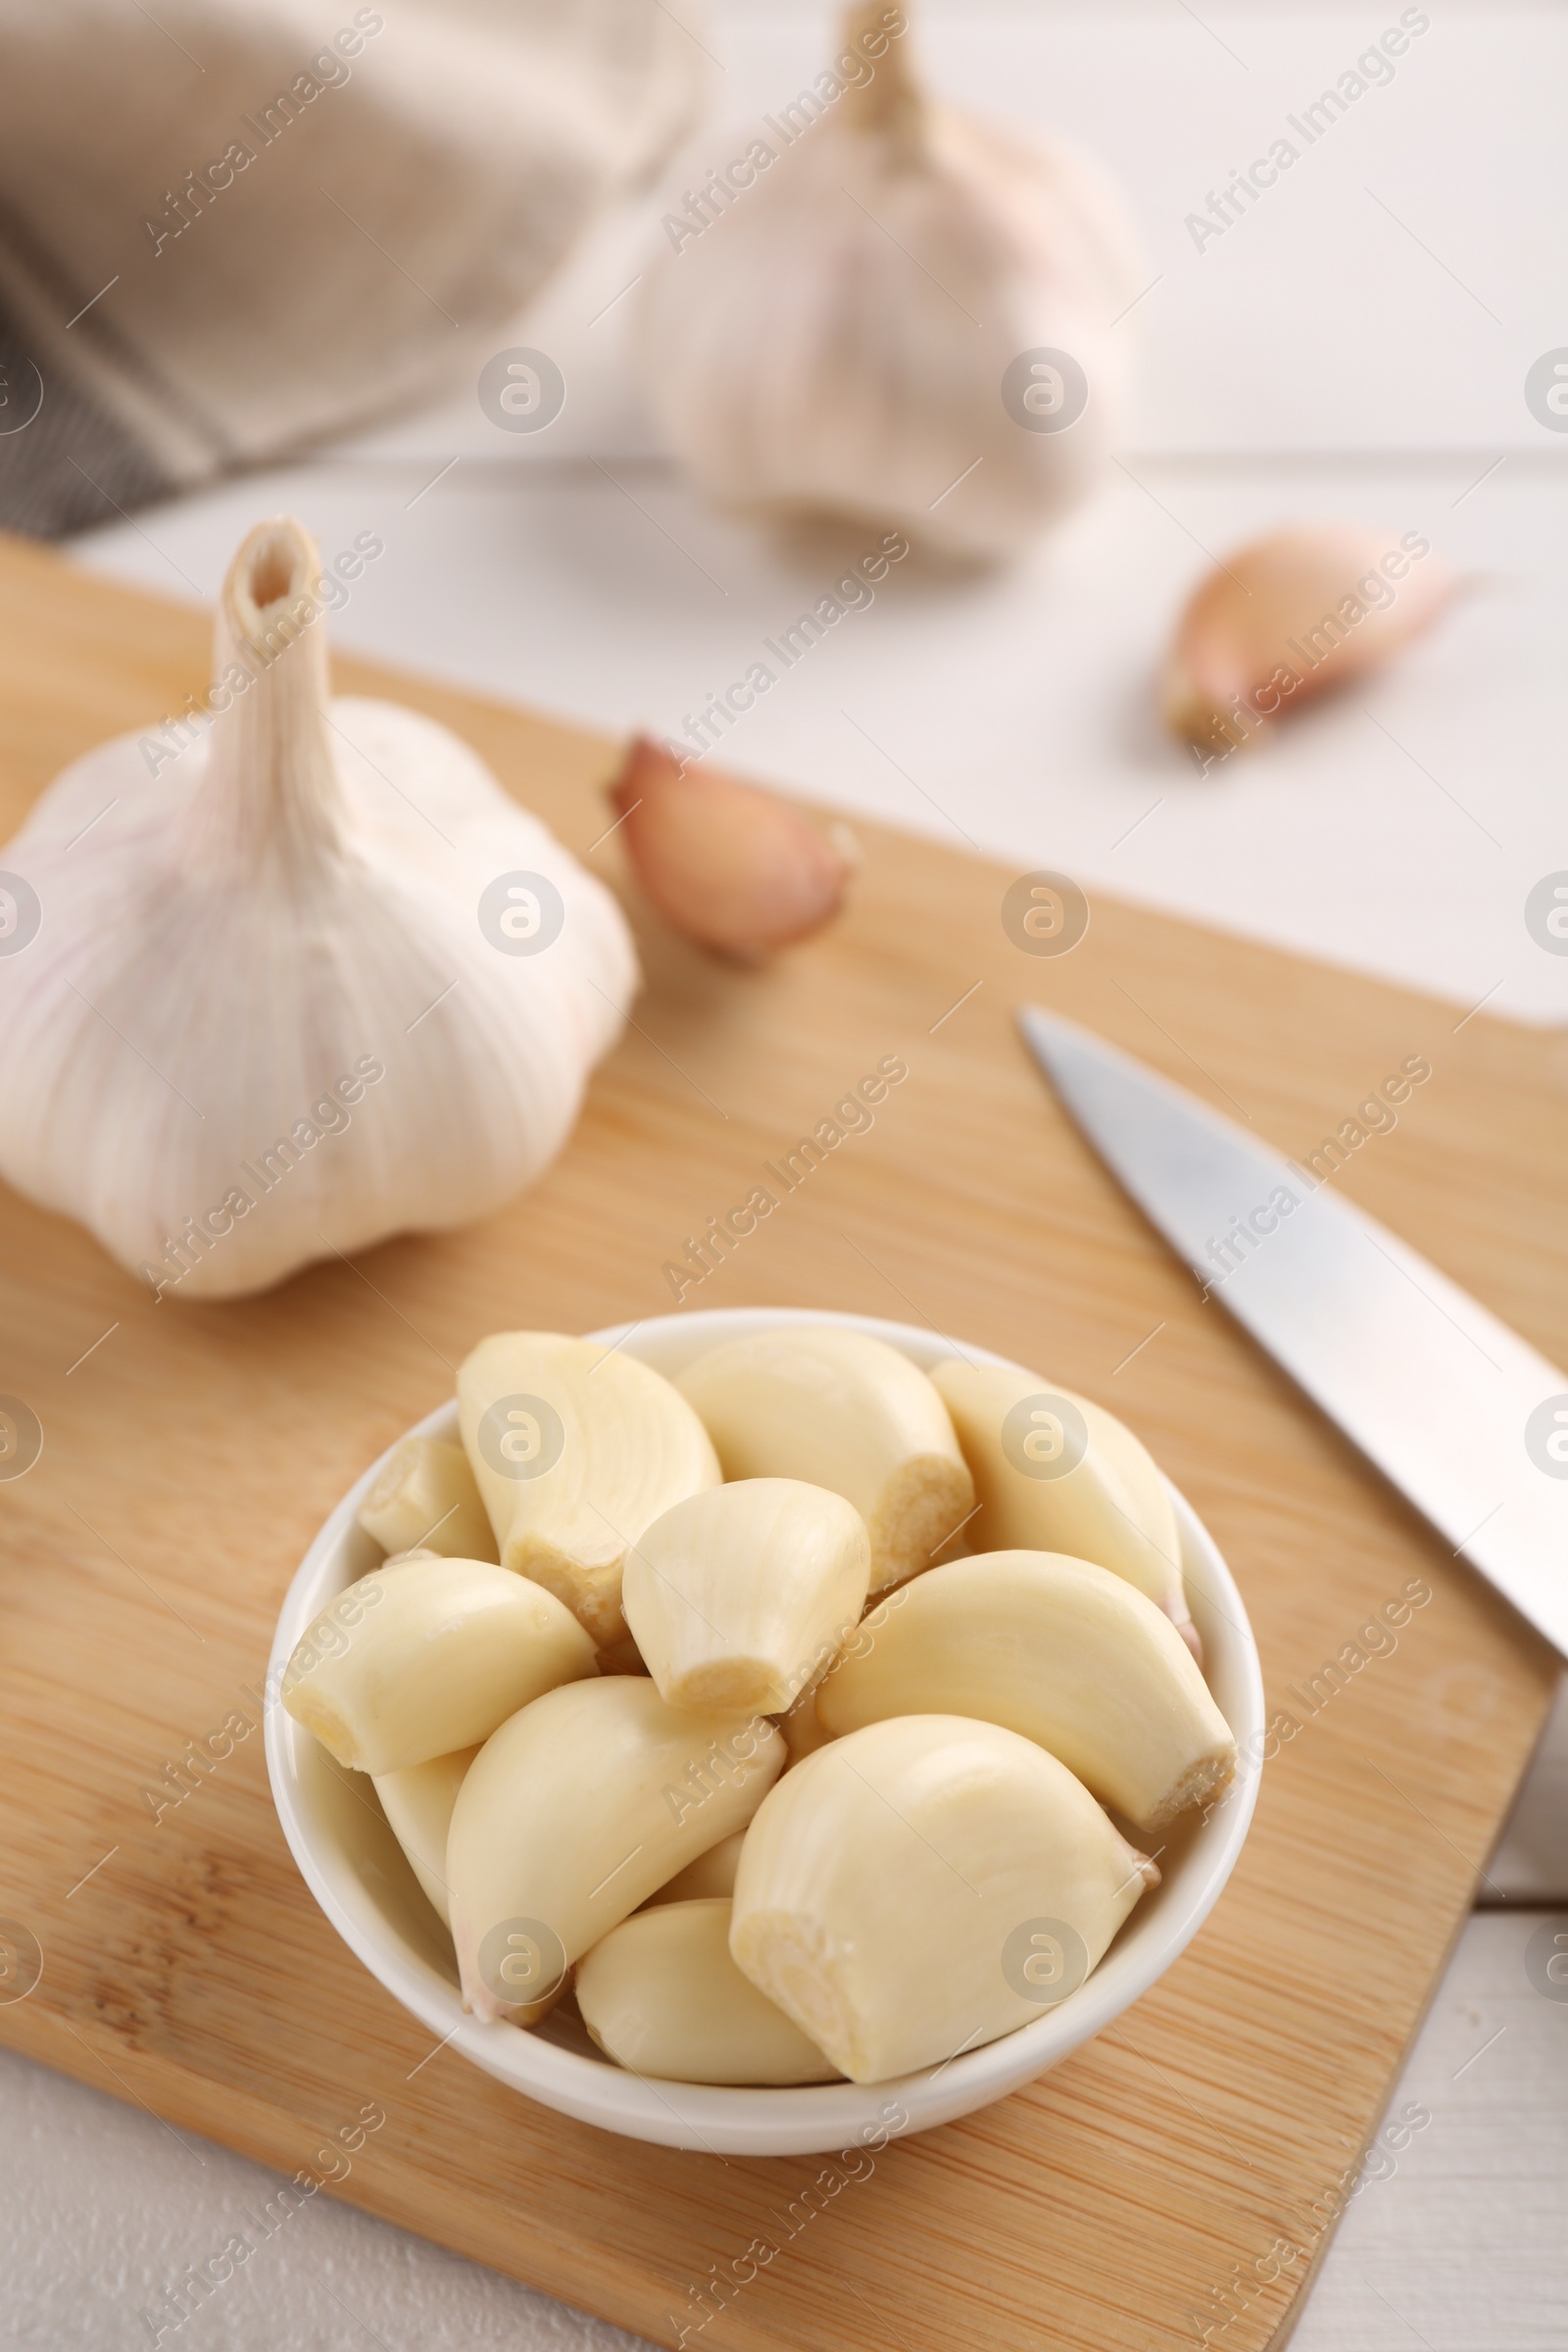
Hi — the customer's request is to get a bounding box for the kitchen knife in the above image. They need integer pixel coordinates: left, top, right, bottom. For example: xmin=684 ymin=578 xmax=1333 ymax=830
xmin=1016 ymin=1005 xmax=1568 ymax=1661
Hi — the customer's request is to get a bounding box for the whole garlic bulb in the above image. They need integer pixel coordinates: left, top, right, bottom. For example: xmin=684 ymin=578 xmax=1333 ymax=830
xmin=0 ymin=517 xmax=637 ymax=1299
xmin=633 ymin=2 xmax=1143 ymax=560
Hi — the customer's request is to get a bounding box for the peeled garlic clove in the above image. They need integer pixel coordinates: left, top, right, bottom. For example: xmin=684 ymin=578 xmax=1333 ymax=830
xmin=457 ymin=1329 xmax=720 ymax=1644
xmin=1163 ymin=523 xmax=1457 ymax=750
xmin=578 ymin=1898 xmax=840 ymax=2084
xmin=371 ymin=1745 xmax=478 ymax=1928
xmin=816 ymin=1551 xmax=1234 ymax=1830
xmin=633 ymin=6 xmax=1142 ymax=560
xmin=280 ymin=1556 xmax=598 ymax=1776
xmin=608 ymin=736 xmax=851 ymax=960
xmin=358 ymin=1437 xmax=498 ymax=1562
xmin=0 ymin=516 xmax=638 ymax=1300
xmin=447 ymin=1678 xmax=784 ymax=2022
xmin=642 ymin=1829 xmax=748 ymax=1906
xmin=731 ymin=1714 xmax=1152 ymax=2083
xmin=678 ymin=1328 xmax=972 ymax=1594
xmin=623 ymin=1478 xmax=870 ymax=1714
xmin=929 ymin=1359 xmax=1195 ymax=1651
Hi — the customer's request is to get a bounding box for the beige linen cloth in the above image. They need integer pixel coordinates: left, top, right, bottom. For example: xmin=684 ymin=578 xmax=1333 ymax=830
xmin=0 ymin=0 xmax=705 ymax=534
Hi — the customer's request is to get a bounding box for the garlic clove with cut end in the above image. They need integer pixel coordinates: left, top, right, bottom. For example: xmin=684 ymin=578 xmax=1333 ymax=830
xmin=814 ymin=1549 xmax=1236 ymax=1832
xmin=633 ymin=8 xmax=1143 ymax=561
xmin=446 ymin=1677 xmax=784 ymax=2022
xmin=677 ymin=1327 xmax=973 ymax=1595
xmin=730 ymin=1714 xmax=1152 ymax=2083
xmin=0 ymin=515 xmax=638 ymax=1299
xmin=358 ymin=1437 xmax=498 ymax=1562
xmin=281 ymin=1555 xmax=599 ymax=1776
xmin=1162 ymin=523 xmax=1458 ymax=751
xmin=929 ymin=1357 xmax=1196 ymax=1653
xmin=577 ymin=1898 xmax=841 ymax=2084
xmin=622 ymin=1478 xmax=871 ymax=1716
xmin=457 ymin=1329 xmax=721 ymax=1645
xmin=607 ymin=736 xmax=851 ymax=960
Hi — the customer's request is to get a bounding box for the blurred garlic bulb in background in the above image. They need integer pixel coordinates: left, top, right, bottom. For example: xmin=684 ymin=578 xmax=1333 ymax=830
xmin=633 ymin=1 xmax=1143 ymax=561
xmin=0 ymin=517 xmax=636 ymax=1299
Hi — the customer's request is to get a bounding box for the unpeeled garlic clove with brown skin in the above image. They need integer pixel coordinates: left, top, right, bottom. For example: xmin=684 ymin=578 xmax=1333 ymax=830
xmin=1162 ymin=523 xmax=1457 ymax=754
xmin=607 ymin=735 xmax=852 ymax=961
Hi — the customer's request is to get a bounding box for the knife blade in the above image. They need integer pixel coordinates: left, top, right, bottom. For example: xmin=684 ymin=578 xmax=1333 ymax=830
xmin=1016 ymin=1004 xmax=1568 ymax=1661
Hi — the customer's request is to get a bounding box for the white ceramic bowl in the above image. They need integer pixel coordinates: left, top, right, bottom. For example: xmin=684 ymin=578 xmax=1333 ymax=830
xmin=267 ymin=1306 xmax=1262 ymax=2155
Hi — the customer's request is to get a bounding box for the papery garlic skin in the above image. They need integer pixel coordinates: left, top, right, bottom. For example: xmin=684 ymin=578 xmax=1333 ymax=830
xmin=458 ymin=1329 xmax=721 ymax=1644
xmin=816 ymin=1551 xmax=1235 ymax=1831
xmin=930 ymin=1359 xmax=1195 ymax=1650
xmin=359 ymin=1437 xmax=498 ymax=1562
xmin=372 ymin=1745 xmax=478 ymax=1928
xmin=622 ymin=1478 xmax=871 ymax=1714
xmin=0 ymin=517 xmax=637 ymax=1299
xmin=281 ymin=1556 xmax=598 ymax=1776
xmin=577 ymin=1898 xmax=840 ymax=2083
xmin=730 ymin=1714 xmax=1152 ymax=2083
xmin=447 ymin=1678 xmax=784 ymax=2022
xmin=678 ymin=1328 xmax=972 ymax=1594
xmin=633 ymin=7 xmax=1142 ymax=560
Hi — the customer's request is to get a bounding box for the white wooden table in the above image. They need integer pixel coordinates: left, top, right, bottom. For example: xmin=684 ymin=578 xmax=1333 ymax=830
xmin=8 ymin=5 xmax=1565 ymax=2345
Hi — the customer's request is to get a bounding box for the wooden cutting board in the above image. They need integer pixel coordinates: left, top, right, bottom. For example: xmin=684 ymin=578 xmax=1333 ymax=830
xmin=0 ymin=529 xmax=1560 ymax=2352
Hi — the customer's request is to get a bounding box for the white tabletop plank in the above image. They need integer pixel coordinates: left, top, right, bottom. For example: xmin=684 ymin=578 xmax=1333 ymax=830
xmin=0 ymin=2041 xmax=643 ymax=2352
xmin=1288 ymin=1909 xmax=1568 ymax=2351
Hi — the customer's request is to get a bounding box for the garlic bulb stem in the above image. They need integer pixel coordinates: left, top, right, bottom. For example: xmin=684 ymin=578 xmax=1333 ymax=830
xmin=195 ymin=517 xmax=346 ymax=879
xmin=840 ymin=4 xmax=924 ymax=165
